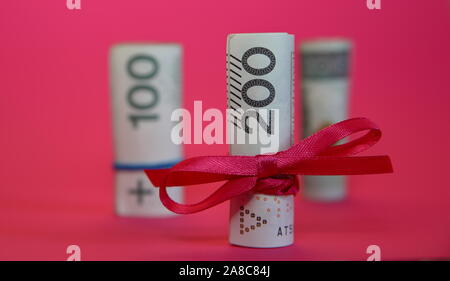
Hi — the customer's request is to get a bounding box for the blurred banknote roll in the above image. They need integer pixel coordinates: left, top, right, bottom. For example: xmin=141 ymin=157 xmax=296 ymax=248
xmin=109 ymin=43 xmax=183 ymax=217
xmin=300 ymin=39 xmax=352 ymax=202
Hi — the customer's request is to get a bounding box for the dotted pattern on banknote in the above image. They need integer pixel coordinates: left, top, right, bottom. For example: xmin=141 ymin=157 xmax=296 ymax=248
xmin=238 ymin=195 xmax=294 ymax=235
xmin=239 ymin=205 xmax=268 ymax=235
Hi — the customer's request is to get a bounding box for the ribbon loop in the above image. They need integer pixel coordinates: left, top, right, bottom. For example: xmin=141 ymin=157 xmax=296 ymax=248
xmin=145 ymin=117 xmax=393 ymax=214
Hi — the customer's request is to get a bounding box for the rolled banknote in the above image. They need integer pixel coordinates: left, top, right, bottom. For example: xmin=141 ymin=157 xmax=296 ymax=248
xmin=300 ymin=39 xmax=352 ymax=202
xmin=110 ymin=43 xmax=183 ymax=217
xmin=227 ymin=33 xmax=295 ymax=248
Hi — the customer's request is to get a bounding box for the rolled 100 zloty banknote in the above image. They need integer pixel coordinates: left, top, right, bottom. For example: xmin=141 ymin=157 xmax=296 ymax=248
xmin=227 ymin=33 xmax=295 ymax=248
xmin=301 ymin=39 xmax=352 ymax=202
xmin=110 ymin=43 xmax=183 ymax=217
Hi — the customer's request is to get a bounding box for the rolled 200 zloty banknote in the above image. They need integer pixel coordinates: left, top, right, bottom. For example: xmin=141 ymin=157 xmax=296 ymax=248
xmin=227 ymin=33 xmax=295 ymax=248
xmin=300 ymin=39 xmax=352 ymax=202
xmin=110 ymin=43 xmax=183 ymax=217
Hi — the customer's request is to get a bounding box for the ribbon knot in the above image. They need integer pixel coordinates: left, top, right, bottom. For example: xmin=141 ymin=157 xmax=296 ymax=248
xmin=256 ymin=154 xmax=278 ymax=178
xmin=145 ymin=117 xmax=393 ymax=214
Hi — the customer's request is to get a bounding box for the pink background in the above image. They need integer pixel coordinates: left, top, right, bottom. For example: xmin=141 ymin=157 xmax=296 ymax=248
xmin=1 ymin=0 xmax=450 ymax=260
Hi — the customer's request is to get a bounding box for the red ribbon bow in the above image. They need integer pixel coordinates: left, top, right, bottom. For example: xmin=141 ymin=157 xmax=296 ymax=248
xmin=145 ymin=117 xmax=393 ymax=214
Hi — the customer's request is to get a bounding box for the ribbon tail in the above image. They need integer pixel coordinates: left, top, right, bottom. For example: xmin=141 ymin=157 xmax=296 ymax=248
xmin=160 ymin=177 xmax=258 ymax=214
xmin=145 ymin=155 xmax=259 ymax=188
xmin=145 ymin=169 xmax=170 ymax=187
xmin=145 ymin=169 xmax=242 ymax=187
xmin=284 ymin=156 xmax=393 ymax=175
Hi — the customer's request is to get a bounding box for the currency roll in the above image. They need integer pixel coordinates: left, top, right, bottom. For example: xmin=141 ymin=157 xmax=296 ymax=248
xmin=110 ymin=43 xmax=183 ymax=217
xmin=300 ymin=39 xmax=352 ymax=202
xmin=227 ymin=33 xmax=295 ymax=248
